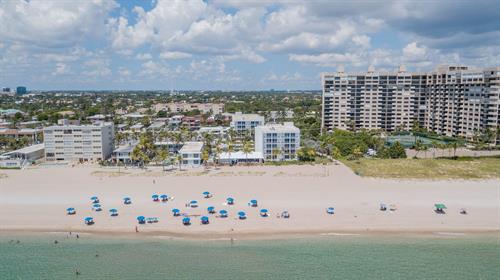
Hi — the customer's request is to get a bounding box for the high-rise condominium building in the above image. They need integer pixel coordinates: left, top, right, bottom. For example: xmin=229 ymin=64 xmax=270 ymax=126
xmin=321 ymin=65 xmax=500 ymax=139
xmin=255 ymin=122 xmax=300 ymax=161
xmin=43 ymin=123 xmax=115 ymax=162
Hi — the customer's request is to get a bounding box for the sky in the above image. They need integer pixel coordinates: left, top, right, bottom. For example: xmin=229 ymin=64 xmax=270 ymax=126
xmin=0 ymin=0 xmax=499 ymax=91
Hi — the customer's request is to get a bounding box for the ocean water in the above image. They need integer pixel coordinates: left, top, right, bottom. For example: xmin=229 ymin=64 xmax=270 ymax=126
xmin=0 ymin=234 xmax=499 ymax=280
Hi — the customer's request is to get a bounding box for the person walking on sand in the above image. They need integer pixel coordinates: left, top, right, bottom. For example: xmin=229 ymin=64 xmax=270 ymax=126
xmin=135 ymin=226 xmax=139 ymax=233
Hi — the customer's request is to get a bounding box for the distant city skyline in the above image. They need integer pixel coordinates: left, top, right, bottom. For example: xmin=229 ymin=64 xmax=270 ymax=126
xmin=1 ymin=0 xmax=499 ymax=90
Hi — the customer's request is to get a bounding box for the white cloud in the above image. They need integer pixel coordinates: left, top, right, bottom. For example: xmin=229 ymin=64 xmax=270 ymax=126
xmin=52 ymin=63 xmax=71 ymax=75
xmin=83 ymin=58 xmax=111 ymax=77
xmin=136 ymin=53 xmax=153 ymax=60
xmin=160 ymin=51 xmax=192 ymax=60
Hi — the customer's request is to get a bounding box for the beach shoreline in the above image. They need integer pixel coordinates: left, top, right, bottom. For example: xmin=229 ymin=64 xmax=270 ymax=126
xmin=1 ymin=164 xmax=499 ymax=241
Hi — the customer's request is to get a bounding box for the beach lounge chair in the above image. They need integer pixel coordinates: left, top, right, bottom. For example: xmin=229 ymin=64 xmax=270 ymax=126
xmin=326 ymin=207 xmax=335 ymax=215
xmin=434 ymin=203 xmax=447 ymax=214
xmin=66 ymin=207 xmax=76 ymax=215
xmin=281 ymin=211 xmax=290 ymax=218
xmin=84 ymin=217 xmax=94 ymax=225
xmin=460 ymin=208 xmax=468 ymax=215
xmin=389 ymin=204 xmax=397 ymax=211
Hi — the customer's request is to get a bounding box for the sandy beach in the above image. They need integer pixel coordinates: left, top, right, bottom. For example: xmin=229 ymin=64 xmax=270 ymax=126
xmin=0 ymin=164 xmax=499 ymax=239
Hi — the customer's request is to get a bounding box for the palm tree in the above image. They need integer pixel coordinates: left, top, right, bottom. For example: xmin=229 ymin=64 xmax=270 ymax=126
xmin=414 ymin=139 xmax=424 ymax=158
xmin=176 ymin=154 xmax=183 ymax=171
xmin=430 ymin=140 xmax=439 ymax=159
xmin=242 ymin=140 xmax=253 ymax=164
xmin=201 ymin=149 xmax=210 ymax=170
xmin=213 ymin=139 xmax=223 ymax=168
xmin=225 ymin=139 xmax=234 ymax=164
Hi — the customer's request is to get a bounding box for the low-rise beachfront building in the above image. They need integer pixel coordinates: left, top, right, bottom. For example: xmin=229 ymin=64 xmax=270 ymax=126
xmin=0 ymin=143 xmax=45 ymax=168
xmin=43 ymin=122 xmax=115 ymax=162
xmin=217 ymin=151 xmax=264 ymax=165
xmin=112 ymin=142 xmax=138 ymax=165
xmin=154 ymin=141 xmax=184 ymax=154
xmin=230 ymin=112 xmax=265 ymax=134
xmin=255 ymin=122 xmax=300 ymax=161
xmin=198 ymin=126 xmax=228 ymax=139
xmin=179 ymin=141 xmax=204 ymax=167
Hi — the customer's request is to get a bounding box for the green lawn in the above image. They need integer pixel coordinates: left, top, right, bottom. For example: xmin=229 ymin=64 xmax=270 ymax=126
xmin=342 ymin=156 xmax=500 ymax=179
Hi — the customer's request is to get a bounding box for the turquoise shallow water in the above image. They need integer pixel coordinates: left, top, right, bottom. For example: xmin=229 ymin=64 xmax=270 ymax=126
xmin=0 ymin=234 xmax=499 ymax=280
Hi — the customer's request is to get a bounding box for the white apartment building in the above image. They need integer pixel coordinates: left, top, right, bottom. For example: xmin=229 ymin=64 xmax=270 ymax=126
xmin=255 ymin=122 xmax=300 ymax=161
xmin=321 ymin=65 xmax=500 ymax=140
xmin=230 ymin=112 xmax=265 ymax=134
xmin=44 ymin=123 xmax=115 ymax=162
xmin=179 ymin=141 xmax=204 ymax=167
xmin=154 ymin=102 xmax=224 ymax=115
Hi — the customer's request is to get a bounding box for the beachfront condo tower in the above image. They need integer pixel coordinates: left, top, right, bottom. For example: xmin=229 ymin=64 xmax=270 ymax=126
xmin=255 ymin=122 xmax=300 ymax=161
xmin=43 ymin=122 xmax=115 ymax=162
xmin=321 ymin=65 xmax=500 ymax=140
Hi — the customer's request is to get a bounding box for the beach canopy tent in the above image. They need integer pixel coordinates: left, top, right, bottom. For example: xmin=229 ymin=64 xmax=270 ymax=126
xmin=172 ymin=208 xmax=180 ymax=216
xmin=67 ymin=207 xmax=76 ymax=215
xmin=203 ymin=191 xmax=211 ymax=198
xmin=207 ymin=206 xmax=215 ymax=213
xmin=260 ymin=209 xmax=268 ymax=217
xmin=226 ymin=197 xmax=235 ymax=205
xmin=238 ymin=211 xmax=246 ymax=219
xmin=137 ymin=216 xmax=146 ymax=224
xmin=182 ymin=217 xmax=191 ymax=225
xmin=90 ymin=196 xmax=99 ymax=203
xmin=249 ymin=199 xmax=258 ymax=207
xmin=327 ymin=207 xmax=335 ymax=214
xmin=219 ymin=209 xmax=228 ymax=217
xmin=84 ymin=217 xmax=94 ymax=225
xmin=123 ymin=197 xmax=132 ymax=204
xmin=201 ymin=216 xmax=209 ymax=224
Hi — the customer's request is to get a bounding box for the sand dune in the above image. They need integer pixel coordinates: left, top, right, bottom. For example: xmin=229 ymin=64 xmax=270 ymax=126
xmin=0 ymin=164 xmax=498 ymax=239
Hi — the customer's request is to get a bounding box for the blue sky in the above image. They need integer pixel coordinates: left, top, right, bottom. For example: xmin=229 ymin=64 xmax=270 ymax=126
xmin=0 ymin=0 xmax=499 ymax=90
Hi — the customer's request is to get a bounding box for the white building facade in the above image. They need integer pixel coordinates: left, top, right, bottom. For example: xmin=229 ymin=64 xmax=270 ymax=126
xmin=255 ymin=122 xmax=300 ymax=161
xmin=230 ymin=112 xmax=265 ymax=134
xmin=179 ymin=141 xmax=204 ymax=167
xmin=44 ymin=123 xmax=115 ymax=162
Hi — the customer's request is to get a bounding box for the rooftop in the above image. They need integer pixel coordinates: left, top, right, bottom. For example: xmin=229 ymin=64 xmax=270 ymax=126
xmin=179 ymin=141 xmax=204 ymax=153
xmin=3 ymin=143 xmax=45 ymax=156
xmin=256 ymin=122 xmax=299 ymax=133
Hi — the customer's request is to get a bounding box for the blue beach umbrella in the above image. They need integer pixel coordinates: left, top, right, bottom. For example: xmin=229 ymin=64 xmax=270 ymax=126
xmin=152 ymin=194 xmax=159 ymax=200
xmin=190 ymin=200 xmax=198 ymax=207
xmin=137 ymin=216 xmax=145 ymax=224
xmin=66 ymin=207 xmax=76 ymax=214
xmin=160 ymin=194 xmax=168 ymax=200
xmin=90 ymin=196 xmax=99 ymax=203
xmin=226 ymin=197 xmax=234 ymax=205
xmin=84 ymin=217 xmax=94 ymax=224
xmin=327 ymin=207 xmax=335 ymax=214
xmin=203 ymin=191 xmax=211 ymax=198
xmin=238 ymin=211 xmax=246 ymax=219
xmin=182 ymin=217 xmax=191 ymax=225
xmin=92 ymin=204 xmax=102 ymax=211
xmin=123 ymin=197 xmax=132 ymax=204
xmin=201 ymin=216 xmax=209 ymax=224
xmin=249 ymin=199 xmax=258 ymax=207
xmin=219 ymin=209 xmax=228 ymax=217
xmin=172 ymin=208 xmax=180 ymax=216
xmin=260 ymin=209 xmax=268 ymax=217
xmin=207 ymin=206 xmax=215 ymax=213
xmin=109 ymin=208 xmax=118 ymax=216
